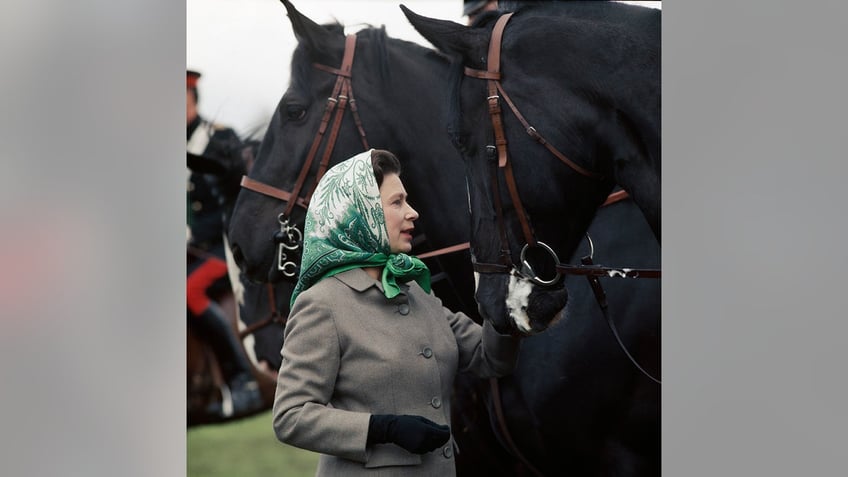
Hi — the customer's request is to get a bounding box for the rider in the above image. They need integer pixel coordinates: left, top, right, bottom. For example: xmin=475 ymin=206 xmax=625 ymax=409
xmin=187 ymin=69 xmax=262 ymax=418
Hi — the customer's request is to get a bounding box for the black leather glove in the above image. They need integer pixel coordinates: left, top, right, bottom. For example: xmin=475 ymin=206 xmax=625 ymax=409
xmin=367 ymin=414 xmax=451 ymax=454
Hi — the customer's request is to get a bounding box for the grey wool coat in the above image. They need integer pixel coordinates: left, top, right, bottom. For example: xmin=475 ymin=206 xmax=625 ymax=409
xmin=272 ymin=268 xmax=521 ymax=476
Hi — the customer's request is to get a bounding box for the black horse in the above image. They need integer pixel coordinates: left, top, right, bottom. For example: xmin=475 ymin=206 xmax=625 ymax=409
xmin=403 ymin=0 xmax=660 ymax=345
xmin=399 ymin=3 xmax=661 ymax=475
xmin=228 ymin=1 xmax=659 ymax=475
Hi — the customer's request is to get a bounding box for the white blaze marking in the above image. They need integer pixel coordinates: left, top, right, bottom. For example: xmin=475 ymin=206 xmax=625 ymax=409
xmin=223 ymin=235 xmax=245 ymax=306
xmin=506 ymin=273 xmax=533 ymax=333
xmin=220 ymin=384 xmax=234 ymax=418
xmin=223 ymin=234 xmax=259 ymax=366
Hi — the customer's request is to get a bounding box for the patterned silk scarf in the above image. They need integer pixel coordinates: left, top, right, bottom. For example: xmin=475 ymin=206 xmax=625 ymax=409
xmin=290 ymin=150 xmax=431 ymax=307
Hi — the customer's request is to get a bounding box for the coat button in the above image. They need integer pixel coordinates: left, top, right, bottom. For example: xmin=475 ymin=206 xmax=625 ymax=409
xmin=442 ymin=445 xmax=453 ymax=459
xmin=430 ymin=397 xmax=441 ymax=408
xmin=398 ymin=303 xmax=409 ymax=315
xmin=191 ymin=201 xmax=202 ymax=211
xmin=421 ymin=347 xmax=433 ymax=358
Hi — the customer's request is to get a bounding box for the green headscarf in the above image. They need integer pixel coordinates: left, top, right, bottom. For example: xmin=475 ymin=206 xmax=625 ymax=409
xmin=290 ymin=150 xmax=431 ymax=307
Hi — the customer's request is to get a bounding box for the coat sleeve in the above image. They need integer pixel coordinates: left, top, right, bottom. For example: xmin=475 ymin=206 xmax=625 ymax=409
xmin=272 ymin=291 xmax=370 ymax=462
xmin=444 ymin=303 xmax=521 ymax=378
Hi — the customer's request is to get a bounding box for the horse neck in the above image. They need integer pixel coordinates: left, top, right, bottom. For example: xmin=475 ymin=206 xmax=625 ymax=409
xmin=364 ymin=45 xmax=450 ymax=143
xmin=358 ymin=44 xmax=468 ymax=244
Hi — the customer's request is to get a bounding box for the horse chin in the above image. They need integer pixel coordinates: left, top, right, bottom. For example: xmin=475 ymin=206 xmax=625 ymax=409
xmin=475 ymin=274 xmax=513 ymax=334
xmin=506 ymin=274 xmax=568 ymax=336
xmin=526 ymin=284 xmax=568 ymax=333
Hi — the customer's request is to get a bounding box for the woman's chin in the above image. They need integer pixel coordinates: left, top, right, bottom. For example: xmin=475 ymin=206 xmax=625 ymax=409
xmin=392 ymin=244 xmax=413 ymax=254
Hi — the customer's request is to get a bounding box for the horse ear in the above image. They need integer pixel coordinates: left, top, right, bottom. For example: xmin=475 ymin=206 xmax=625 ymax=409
xmin=281 ymin=0 xmax=336 ymax=54
xmin=400 ymin=5 xmax=485 ymax=66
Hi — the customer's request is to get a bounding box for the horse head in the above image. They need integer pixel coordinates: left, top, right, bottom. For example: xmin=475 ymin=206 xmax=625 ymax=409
xmin=403 ymin=2 xmax=660 ymax=332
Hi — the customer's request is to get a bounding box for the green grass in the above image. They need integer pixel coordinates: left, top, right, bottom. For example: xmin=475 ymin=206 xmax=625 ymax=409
xmin=188 ymin=410 xmax=319 ymax=477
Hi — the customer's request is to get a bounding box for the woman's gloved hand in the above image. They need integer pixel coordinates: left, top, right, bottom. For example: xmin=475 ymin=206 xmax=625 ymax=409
xmin=367 ymin=414 xmax=451 ymax=454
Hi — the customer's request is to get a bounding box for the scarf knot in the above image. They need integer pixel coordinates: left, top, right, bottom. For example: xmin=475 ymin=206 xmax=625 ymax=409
xmin=382 ymin=253 xmax=431 ymax=299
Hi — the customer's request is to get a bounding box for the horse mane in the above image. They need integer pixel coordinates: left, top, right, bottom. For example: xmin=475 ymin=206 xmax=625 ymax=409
xmin=354 ymin=24 xmax=447 ymax=84
xmin=446 ymin=58 xmax=466 ymax=154
xmin=352 ymin=26 xmax=391 ymax=84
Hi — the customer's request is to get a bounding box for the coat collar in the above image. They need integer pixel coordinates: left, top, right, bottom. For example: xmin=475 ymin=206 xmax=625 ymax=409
xmin=334 ymin=268 xmax=409 ymax=296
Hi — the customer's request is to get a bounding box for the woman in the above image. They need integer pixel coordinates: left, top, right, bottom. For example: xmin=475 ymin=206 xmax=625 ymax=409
xmin=272 ymin=149 xmax=521 ymax=476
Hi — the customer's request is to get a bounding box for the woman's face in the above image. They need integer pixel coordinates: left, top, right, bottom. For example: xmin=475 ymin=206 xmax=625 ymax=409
xmin=379 ymin=173 xmax=419 ymax=254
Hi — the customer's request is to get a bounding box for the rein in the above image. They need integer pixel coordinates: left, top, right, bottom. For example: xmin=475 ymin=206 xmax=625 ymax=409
xmin=238 ymin=283 xmax=287 ymax=340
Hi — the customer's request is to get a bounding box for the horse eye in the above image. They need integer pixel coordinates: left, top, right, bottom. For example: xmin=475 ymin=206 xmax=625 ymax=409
xmin=451 ymin=133 xmax=472 ymax=155
xmin=285 ymin=105 xmax=306 ymax=121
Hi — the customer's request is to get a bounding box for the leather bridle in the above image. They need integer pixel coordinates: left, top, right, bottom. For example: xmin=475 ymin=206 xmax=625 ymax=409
xmin=240 ymin=34 xmax=369 ymax=281
xmin=463 ymin=13 xmax=660 ymax=285
xmin=464 ymin=12 xmax=661 ymax=384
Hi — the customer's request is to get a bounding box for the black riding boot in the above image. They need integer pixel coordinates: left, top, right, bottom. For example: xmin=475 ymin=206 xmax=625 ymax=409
xmin=192 ymin=302 xmax=263 ymax=418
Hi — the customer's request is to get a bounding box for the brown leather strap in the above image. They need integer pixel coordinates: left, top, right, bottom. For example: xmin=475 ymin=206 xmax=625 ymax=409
xmin=266 ymin=283 xmax=277 ymax=314
xmin=308 ymin=82 xmax=351 ymax=201
xmin=473 ymin=261 xmax=511 ymax=274
xmin=347 ymin=91 xmax=369 ymax=150
xmin=311 ymin=63 xmax=352 ymax=77
xmin=495 ymin=82 xmax=602 ymax=179
xmin=463 ymin=67 xmax=501 ymax=80
xmin=491 ymin=165 xmax=514 ymax=267
xmin=240 ymin=176 xmax=309 ymax=210
xmin=481 ymin=13 xmax=536 ymax=250
xmin=502 ymin=152 xmax=536 ymax=246
xmin=284 ymin=34 xmax=360 ymax=216
xmin=238 ymin=311 xmax=287 ymax=339
xmin=238 ymin=283 xmax=289 ymax=340
xmin=416 ymin=242 xmax=470 ymax=259
xmin=487 ymin=13 xmax=512 ymax=169
xmin=465 ymin=12 xmax=600 ymax=180
xmin=602 ymin=189 xmax=629 ymax=206
xmin=489 ymin=378 xmax=545 ymax=477
xmin=284 ymin=72 xmax=346 ymax=215
xmin=581 ymin=256 xmax=661 ymax=383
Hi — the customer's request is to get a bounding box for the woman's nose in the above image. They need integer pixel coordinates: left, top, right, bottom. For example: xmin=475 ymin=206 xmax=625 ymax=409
xmin=407 ymin=205 xmax=419 ymax=220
